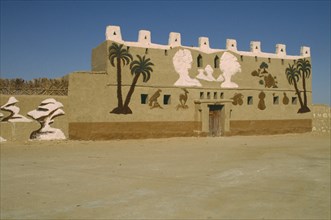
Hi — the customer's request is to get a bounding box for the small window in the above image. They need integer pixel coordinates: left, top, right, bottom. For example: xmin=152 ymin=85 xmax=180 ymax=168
xmin=164 ymin=50 xmax=168 ymax=56
xmin=214 ymin=56 xmax=219 ymax=68
xmin=268 ymin=58 xmax=271 ymax=63
xmin=220 ymin=92 xmax=224 ymax=99
xmin=141 ymin=94 xmax=148 ymax=104
xmin=197 ymin=54 xmax=203 ymax=67
xmin=255 ymin=56 xmax=258 ymax=62
xmin=200 ymin=92 xmax=204 ymax=99
xmin=240 ymin=55 xmax=243 ymax=62
xmin=145 ymin=48 xmax=148 ymax=54
xmin=214 ymin=92 xmax=217 ymax=99
xmin=163 ymin=95 xmax=171 ymax=105
xmin=281 ymin=59 xmax=284 ymax=65
xmin=292 ymin=97 xmax=297 ymax=105
xmin=113 ymin=31 xmax=116 ymax=35
xmin=207 ymin=92 xmax=211 ymax=99
xmin=273 ymin=96 xmax=279 ymax=104
xmin=247 ymin=96 xmax=253 ymax=105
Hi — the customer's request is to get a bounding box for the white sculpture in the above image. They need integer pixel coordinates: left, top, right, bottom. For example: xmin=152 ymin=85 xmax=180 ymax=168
xmin=173 ymin=49 xmax=202 ymax=87
xmin=216 ymin=52 xmax=241 ymax=88
xmin=27 ymin=98 xmax=65 ymax=140
xmin=196 ymin=65 xmax=216 ymax=82
xmin=0 ymin=97 xmax=31 ymax=122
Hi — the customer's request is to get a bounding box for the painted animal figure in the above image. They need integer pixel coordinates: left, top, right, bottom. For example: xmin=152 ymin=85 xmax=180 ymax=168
xmin=149 ymin=89 xmax=163 ymax=109
xmin=179 ymin=88 xmax=189 ymax=106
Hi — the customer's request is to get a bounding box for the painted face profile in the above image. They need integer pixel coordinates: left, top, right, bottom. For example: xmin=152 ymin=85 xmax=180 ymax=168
xmin=173 ymin=49 xmax=201 ymax=87
xmin=218 ymin=52 xmax=241 ymax=88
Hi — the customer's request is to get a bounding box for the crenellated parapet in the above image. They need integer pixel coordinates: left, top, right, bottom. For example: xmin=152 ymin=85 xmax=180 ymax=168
xmin=105 ymin=25 xmax=310 ymax=58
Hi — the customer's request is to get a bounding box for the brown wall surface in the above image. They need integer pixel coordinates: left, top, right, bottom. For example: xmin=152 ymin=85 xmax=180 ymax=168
xmin=69 ymin=121 xmax=202 ymax=140
xmin=229 ymin=119 xmax=312 ymax=135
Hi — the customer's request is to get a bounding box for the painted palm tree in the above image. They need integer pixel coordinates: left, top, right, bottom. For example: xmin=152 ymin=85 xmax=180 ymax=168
xmin=285 ymin=64 xmax=306 ymax=113
xmin=122 ymin=55 xmax=154 ymax=114
xmin=296 ymin=58 xmax=311 ymax=112
xmin=108 ymin=43 xmax=133 ymax=114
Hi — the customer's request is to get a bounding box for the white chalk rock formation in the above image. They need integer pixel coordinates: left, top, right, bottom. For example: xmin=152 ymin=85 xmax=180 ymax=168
xmin=27 ymin=98 xmax=65 ymax=140
xmin=173 ymin=49 xmax=202 ymax=87
xmin=0 ymin=97 xmax=31 ymax=122
xmin=196 ymin=65 xmax=216 ymax=82
xmin=217 ymin=52 xmax=241 ymax=88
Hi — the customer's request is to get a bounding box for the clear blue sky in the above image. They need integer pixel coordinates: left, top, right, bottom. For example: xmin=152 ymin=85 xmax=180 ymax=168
xmin=1 ymin=0 xmax=330 ymax=105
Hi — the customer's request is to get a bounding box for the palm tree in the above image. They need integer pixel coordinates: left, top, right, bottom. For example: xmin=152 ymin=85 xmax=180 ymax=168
xmin=285 ymin=64 xmax=307 ymax=113
xmin=122 ymin=55 xmax=154 ymax=114
xmin=108 ymin=43 xmax=133 ymax=114
xmin=296 ymin=58 xmax=311 ymax=110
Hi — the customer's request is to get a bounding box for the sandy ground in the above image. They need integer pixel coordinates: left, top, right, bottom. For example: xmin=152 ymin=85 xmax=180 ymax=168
xmin=0 ymin=133 xmax=330 ymax=220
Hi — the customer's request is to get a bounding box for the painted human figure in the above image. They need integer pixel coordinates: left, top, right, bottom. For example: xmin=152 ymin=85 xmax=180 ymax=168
xmin=216 ymin=52 xmax=241 ymax=88
xmin=173 ymin=49 xmax=201 ymax=87
xmin=27 ymin=98 xmax=66 ymax=140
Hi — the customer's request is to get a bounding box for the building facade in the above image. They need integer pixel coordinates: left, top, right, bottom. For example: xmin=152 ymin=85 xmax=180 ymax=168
xmin=65 ymin=25 xmax=313 ymax=140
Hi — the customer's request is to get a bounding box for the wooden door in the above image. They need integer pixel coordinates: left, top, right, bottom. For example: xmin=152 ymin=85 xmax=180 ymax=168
xmin=209 ymin=106 xmax=222 ymax=136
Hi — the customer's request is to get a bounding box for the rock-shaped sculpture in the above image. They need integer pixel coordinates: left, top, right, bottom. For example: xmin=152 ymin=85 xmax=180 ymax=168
xmin=0 ymin=97 xmax=31 ymax=122
xmin=216 ymin=52 xmax=241 ymax=88
xmin=27 ymin=98 xmax=65 ymax=140
xmin=173 ymin=49 xmax=202 ymax=87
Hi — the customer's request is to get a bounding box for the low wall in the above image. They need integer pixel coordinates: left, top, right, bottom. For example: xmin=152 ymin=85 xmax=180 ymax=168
xmin=312 ymin=104 xmax=330 ymax=135
xmin=0 ymin=95 xmax=68 ymax=141
xmin=229 ymin=119 xmax=312 ymax=135
xmin=69 ymin=121 xmax=202 ymax=140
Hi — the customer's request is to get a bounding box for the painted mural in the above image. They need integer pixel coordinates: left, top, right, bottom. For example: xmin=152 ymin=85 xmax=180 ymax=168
xmin=258 ymin=91 xmax=266 ymax=110
xmin=196 ymin=65 xmax=216 ymax=82
xmin=173 ymin=49 xmax=202 ymax=87
xmin=283 ymin=92 xmax=289 ymax=105
xmin=124 ymin=55 xmax=154 ymax=114
xmin=108 ymin=43 xmax=154 ymax=114
xmin=251 ymin=62 xmax=278 ymax=88
xmin=217 ymin=52 xmax=241 ymax=88
xmin=176 ymin=88 xmax=189 ymax=110
xmin=0 ymin=97 xmax=31 ymax=122
xmin=231 ymin=93 xmax=244 ymax=106
xmin=149 ymin=89 xmax=163 ymax=109
xmin=285 ymin=58 xmax=311 ymax=113
xmin=27 ymin=98 xmax=65 ymax=140
xmin=108 ymin=43 xmax=133 ymax=114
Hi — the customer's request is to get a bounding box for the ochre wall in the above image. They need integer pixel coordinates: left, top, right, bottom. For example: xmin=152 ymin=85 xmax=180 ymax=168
xmin=69 ymin=121 xmax=202 ymax=140
xmin=92 ymin=41 xmax=312 ymax=93
xmin=0 ymin=95 xmax=68 ymax=141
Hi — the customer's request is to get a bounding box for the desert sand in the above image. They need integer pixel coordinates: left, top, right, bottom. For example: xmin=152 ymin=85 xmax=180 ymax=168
xmin=1 ymin=133 xmax=330 ymax=219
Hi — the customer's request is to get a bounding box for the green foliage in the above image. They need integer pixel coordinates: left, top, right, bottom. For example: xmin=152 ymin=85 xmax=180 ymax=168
xmin=108 ymin=43 xmax=133 ymax=67
xmin=285 ymin=64 xmax=299 ymax=85
xmin=296 ymin=58 xmax=311 ymax=78
xmin=130 ymin=55 xmax=154 ymax=83
xmin=260 ymin=62 xmax=268 ymax=70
